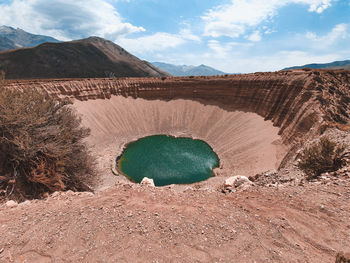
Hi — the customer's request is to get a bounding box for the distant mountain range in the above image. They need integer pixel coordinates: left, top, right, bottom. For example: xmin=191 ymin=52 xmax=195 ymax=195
xmin=283 ymin=60 xmax=350 ymax=70
xmin=0 ymin=26 xmax=227 ymax=79
xmin=152 ymin=62 xmax=227 ymax=76
xmin=0 ymin=36 xmax=168 ymax=79
xmin=0 ymin=35 xmax=17 ymax=51
xmin=0 ymin=26 xmax=59 ymax=51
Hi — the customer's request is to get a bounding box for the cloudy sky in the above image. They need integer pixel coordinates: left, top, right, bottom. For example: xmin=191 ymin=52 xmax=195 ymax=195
xmin=0 ymin=0 xmax=349 ymax=73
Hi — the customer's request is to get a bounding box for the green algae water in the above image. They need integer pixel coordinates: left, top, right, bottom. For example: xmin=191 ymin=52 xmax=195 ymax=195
xmin=118 ymin=135 xmax=219 ymax=186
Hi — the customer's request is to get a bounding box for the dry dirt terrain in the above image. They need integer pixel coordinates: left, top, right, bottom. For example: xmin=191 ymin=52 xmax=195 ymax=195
xmin=1 ymin=178 xmax=350 ymax=263
xmin=1 ymin=70 xmax=350 ymax=262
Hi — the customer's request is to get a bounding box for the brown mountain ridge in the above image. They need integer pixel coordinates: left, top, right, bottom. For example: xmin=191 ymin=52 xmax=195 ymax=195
xmin=0 ymin=36 xmax=168 ymax=79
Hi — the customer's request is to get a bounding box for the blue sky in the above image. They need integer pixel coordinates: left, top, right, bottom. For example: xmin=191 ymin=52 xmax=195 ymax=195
xmin=0 ymin=0 xmax=349 ymax=73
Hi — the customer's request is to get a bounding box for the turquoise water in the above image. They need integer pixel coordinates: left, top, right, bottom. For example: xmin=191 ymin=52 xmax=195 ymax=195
xmin=118 ymin=135 xmax=219 ymax=186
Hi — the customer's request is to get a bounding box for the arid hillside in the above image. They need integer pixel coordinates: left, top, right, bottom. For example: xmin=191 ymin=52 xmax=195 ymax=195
xmin=0 ymin=37 xmax=168 ymax=79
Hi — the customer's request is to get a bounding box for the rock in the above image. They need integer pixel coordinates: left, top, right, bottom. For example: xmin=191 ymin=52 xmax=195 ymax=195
xmin=51 ymin=191 xmax=61 ymax=198
xmin=248 ymin=173 xmax=262 ymax=182
xmin=19 ymin=200 xmax=31 ymax=207
xmin=335 ymin=251 xmax=350 ymax=263
xmin=265 ymin=170 xmax=277 ymax=177
xmin=6 ymin=200 xmax=18 ymax=208
xmin=65 ymin=190 xmax=75 ymax=196
xmin=213 ymin=168 xmax=221 ymax=176
xmin=140 ymin=177 xmax=155 ymax=187
xmin=78 ymin=192 xmax=94 ymax=197
xmin=224 ymin=176 xmax=253 ymax=189
xmin=339 ymin=168 xmax=348 ymax=174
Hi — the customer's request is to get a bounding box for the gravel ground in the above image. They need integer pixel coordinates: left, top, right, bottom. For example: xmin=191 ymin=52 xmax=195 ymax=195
xmin=0 ymin=177 xmax=349 ymax=263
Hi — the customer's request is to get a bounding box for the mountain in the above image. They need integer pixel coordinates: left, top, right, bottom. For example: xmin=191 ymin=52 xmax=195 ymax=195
xmin=283 ymin=60 xmax=350 ymax=70
xmin=152 ymin=62 xmax=227 ymax=76
xmin=0 ymin=36 xmax=17 ymax=51
xmin=0 ymin=36 xmax=169 ymax=79
xmin=0 ymin=26 xmax=60 ymax=51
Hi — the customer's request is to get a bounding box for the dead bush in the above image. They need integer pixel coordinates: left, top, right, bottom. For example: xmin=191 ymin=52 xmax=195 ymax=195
xmin=0 ymin=86 xmax=94 ymax=201
xmin=297 ymin=137 xmax=348 ymax=179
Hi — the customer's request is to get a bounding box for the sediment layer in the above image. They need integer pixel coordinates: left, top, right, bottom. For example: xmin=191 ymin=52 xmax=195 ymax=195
xmin=5 ymin=69 xmax=350 ymax=185
xmin=74 ymin=97 xmax=283 ymax=184
xmin=7 ymin=70 xmax=350 ymax=141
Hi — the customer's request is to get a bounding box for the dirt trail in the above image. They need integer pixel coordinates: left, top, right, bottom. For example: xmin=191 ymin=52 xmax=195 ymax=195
xmin=1 ymin=179 xmax=349 ymax=263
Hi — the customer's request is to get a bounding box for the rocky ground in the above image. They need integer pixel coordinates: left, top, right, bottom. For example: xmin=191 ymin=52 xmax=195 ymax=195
xmin=1 ymin=175 xmax=350 ymax=263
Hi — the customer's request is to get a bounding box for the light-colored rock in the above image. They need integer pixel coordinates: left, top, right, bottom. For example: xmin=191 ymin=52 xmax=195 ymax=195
xmin=213 ymin=168 xmax=221 ymax=177
xmin=6 ymin=200 xmax=18 ymax=208
xmin=65 ymin=190 xmax=75 ymax=196
xmin=19 ymin=200 xmax=31 ymax=207
xmin=51 ymin=191 xmax=61 ymax=198
xmin=264 ymin=170 xmax=277 ymax=176
xmin=224 ymin=176 xmax=253 ymax=189
xmin=78 ymin=192 xmax=95 ymax=197
xmin=140 ymin=177 xmax=155 ymax=187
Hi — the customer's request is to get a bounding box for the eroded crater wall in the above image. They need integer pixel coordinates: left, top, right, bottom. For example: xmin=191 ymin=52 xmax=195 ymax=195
xmin=5 ymin=70 xmax=350 ymax=187
xmin=73 ymin=97 xmax=284 ymax=185
xmin=9 ymin=70 xmax=350 ymax=144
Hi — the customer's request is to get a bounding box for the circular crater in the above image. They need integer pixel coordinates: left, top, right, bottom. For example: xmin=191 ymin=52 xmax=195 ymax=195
xmin=117 ymin=135 xmax=219 ymax=186
xmin=73 ymin=96 xmax=286 ymax=189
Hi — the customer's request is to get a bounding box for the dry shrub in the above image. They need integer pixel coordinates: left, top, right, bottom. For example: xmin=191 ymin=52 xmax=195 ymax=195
xmin=336 ymin=252 xmax=350 ymax=263
xmin=0 ymin=86 xmax=94 ymax=201
xmin=298 ymin=137 xmax=348 ymax=179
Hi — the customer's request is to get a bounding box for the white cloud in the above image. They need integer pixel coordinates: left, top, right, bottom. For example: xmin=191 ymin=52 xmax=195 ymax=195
xmin=204 ymin=22 xmax=245 ymax=38
xmin=0 ymin=0 xmax=145 ymax=40
xmin=117 ymin=27 xmax=201 ymax=55
xmin=264 ymin=29 xmax=276 ymax=35
xmin=118 ymin=32 xmax=187 ymax=54
xmin=165 ymin=49 xmax=341 ymax=74
xmin=179 ymin=28 xmax=201 ymax=42
xmin=303 ymin=0 xmax=333 ymax=13
xmin=247 ymin=31 xmax=262 ymax=42
xmin=306 ymin=23 xmax=348 ymax=46
xmin=202 ymin=0 xmax=335 ymax=38
xmin=207 ymin=40 xmax=232 ymax=58
xmin=266 ymin=50 xmax=340 ymax=70
xmin=207 ymin=40 xmax=253 ymax=59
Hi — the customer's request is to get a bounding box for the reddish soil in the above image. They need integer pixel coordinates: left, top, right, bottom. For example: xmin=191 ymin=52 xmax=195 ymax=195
xmin=1 ymin=178 xmax=350 ymax=263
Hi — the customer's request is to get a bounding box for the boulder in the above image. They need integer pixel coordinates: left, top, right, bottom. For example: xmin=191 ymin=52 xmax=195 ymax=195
xmin=5 ymin=200 xmax=18 ymax=208
xmin=19 ymin=200 xmax=31 ymax=207
xmin=140 ymin=177 xmax=155 ymax=187
xmin=51 ymin=191 xmax=61 ymax=198
xmin=224 ymin=176 xmax=253 ymax=189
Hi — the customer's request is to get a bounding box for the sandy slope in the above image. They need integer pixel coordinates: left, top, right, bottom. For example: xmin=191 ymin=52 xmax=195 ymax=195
xmin=73 ymin=96 xmax=285 ymax=189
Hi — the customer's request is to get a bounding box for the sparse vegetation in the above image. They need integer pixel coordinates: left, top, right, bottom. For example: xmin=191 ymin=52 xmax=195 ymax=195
xmin=0 ymin=70 xmax=5 ymax=81
xmin=298 ymin=137 xmax=348 ymax=179
xmin=0 ymin=86 xmax=94 ymax=201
